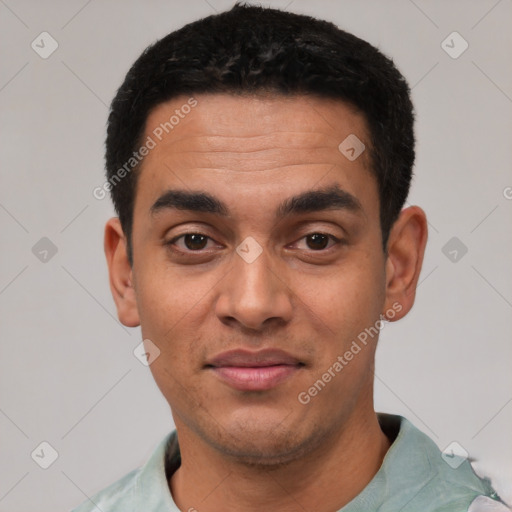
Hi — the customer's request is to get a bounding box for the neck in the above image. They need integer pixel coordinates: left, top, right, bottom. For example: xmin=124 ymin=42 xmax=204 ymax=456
xmin=169 ymin=410 xmax=391 ymax=512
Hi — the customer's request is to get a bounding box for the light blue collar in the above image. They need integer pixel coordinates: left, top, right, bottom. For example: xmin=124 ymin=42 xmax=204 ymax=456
xmin=72 ymin=413 xmax=500 ymax=511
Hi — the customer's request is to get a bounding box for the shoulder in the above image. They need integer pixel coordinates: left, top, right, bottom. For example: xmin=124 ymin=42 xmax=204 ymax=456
xmin=70 ymin=431 xmax=179 ymax=512
xmin=376 ymin=414 xmax=505 ymax=511
xmin=70 ymin=467 xmax=140 ymax=512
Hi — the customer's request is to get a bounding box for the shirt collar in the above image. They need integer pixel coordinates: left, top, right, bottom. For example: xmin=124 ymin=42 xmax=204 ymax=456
xmin=133 ymin=413 xmax=494 ymax=511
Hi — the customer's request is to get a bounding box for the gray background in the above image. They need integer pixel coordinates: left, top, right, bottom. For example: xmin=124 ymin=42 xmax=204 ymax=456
xmin=0 ymin=0 xmax=511 ymax=510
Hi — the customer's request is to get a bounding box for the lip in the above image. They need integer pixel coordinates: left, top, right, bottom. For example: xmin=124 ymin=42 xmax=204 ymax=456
xmin=205 ymin=349 xmax=304 ymax=391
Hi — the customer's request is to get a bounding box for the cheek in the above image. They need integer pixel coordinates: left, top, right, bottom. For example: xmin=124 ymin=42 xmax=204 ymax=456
xmin=139 ymin=283 xmax=210 ymax=413
xmin=305 ymin=255 xmax=386 ymax=341
xmin=134 ymin=272 xmax=211 ymax=385
xmin=135 ymin=263 xmax=209 ymax=334
xmin=301 ymin=261 xmax=384 ymax=401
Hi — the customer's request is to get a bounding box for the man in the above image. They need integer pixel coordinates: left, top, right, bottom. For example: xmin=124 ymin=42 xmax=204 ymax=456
xmin=74 ymin=3 xmax=507 ymax=511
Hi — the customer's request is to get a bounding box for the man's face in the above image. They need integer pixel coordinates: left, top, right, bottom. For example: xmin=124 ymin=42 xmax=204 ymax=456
xmin=129 ymin=93 xmax=389 ymax=464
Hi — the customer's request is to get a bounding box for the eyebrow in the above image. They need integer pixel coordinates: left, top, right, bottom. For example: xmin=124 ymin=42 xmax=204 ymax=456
xmin=150 ymin=184 xmax=363 ymax=220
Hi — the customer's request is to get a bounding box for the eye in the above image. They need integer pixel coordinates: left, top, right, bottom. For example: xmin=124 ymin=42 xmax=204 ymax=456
xmin=167 ymin=233 xmax=217 ymax=252
xmin=294 ymin=233 xmax=341 ymax=251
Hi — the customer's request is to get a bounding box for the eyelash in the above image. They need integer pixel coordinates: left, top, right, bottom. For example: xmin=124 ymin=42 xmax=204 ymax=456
xmin=165 ymin=232 xmax=342 ymax=256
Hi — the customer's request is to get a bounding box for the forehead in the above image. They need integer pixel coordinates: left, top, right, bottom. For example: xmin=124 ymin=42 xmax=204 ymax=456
xmin=142 ymin=93 xmax=370 ymax=166
xmin=133 ymin=93 xmax=377 ymax=224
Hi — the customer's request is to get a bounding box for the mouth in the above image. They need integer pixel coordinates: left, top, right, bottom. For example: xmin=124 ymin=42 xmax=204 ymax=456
xmin=205 ymin=349 xmax=305 ymax=391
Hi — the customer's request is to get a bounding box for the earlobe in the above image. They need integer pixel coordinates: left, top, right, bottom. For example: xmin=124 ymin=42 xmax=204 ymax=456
xmin=104 ymin=218 xmax=141 ymax=328
xmin=383 ymin=206 xmax=428 ymax=321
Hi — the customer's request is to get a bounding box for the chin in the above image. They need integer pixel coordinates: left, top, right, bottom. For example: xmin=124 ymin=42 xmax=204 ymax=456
xmin=203 ymin=412 xmax=322 ymax=468
xmin=217 ymin=436 xmax=309 ymax=468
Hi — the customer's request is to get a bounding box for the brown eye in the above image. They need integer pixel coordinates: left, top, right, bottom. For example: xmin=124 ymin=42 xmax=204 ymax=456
xmin=167 ymin=233 xmax=214 ymax=253
xmin=292 ymin=232 xmax=342 ymax=253
xmin=182 ymin=233 xmax=208 ymax=250
xmin=306 ymin=233 xmax=330 ymax=250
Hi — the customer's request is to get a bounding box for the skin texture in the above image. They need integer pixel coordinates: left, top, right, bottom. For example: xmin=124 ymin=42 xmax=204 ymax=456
xmin=105 ymin=93 xmax=428 ymax=511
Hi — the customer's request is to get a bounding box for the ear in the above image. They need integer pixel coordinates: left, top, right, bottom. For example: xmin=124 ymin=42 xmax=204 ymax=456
xmin=104 ymin=218 xmax=140 ymax=327
xmin=383 ymin=206 xmax=428 ymax=321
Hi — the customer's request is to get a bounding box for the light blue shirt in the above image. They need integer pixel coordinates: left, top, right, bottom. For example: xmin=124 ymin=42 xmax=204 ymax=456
xmin=71 ymin=414 xmax=505 ymax=511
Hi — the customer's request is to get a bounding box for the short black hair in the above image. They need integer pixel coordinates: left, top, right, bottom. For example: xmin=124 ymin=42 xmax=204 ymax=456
xmin=106 ymin=2 xmax=415 ymax=264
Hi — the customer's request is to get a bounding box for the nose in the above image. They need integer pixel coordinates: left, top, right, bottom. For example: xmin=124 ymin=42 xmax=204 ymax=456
xmin=214 ymin=242 xmax=293 ymax=332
